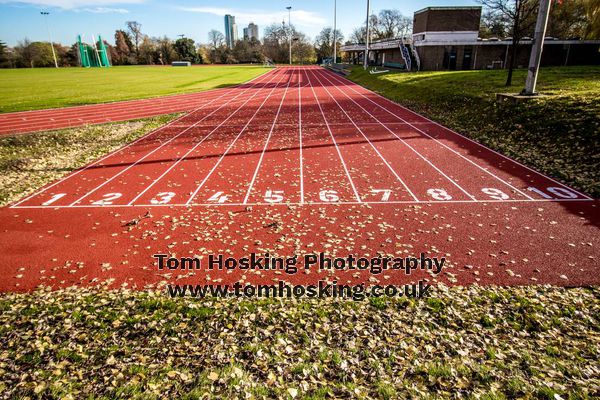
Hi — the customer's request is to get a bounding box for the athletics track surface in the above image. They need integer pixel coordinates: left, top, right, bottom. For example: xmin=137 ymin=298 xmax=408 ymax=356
xmin=0 ymin=66 xmax=598 ymax=292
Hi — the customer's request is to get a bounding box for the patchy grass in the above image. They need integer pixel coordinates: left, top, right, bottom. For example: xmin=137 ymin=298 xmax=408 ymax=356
xmin=0 ymin=285 xmax=598 ymax=398
xmin=347 ymin=66 xmax=600 ymax=197
xmin=0 ymin=114 xmax=179 ymax=206
xmin=0 ymin=65 xmax=268 ymax=112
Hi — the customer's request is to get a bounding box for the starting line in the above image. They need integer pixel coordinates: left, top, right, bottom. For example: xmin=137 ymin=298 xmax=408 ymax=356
xmin=9 ymin=66 xmax=593 ymax=210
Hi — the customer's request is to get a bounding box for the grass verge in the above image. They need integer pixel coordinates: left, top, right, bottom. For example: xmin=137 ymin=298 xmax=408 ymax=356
xmin=0 ymin=114 xmax=179 ymax=206
xmin=0 ymin=65 xmax=268 ymax=112
xmin=347 ymin=66 xmax=600 ymax=198
xmin=0 ymin=285 xmax=598 ymax=398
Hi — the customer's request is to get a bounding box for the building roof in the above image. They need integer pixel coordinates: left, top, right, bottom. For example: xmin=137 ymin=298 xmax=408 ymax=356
xmin=414 ymin=6 xmax=482 ymax=15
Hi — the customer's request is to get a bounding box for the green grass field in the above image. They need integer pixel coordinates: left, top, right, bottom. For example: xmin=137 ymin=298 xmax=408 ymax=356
xmin=348 ymin=66 xmax=600 ymax=197
xmin=0 ymin=65 xmax=268 ymax=113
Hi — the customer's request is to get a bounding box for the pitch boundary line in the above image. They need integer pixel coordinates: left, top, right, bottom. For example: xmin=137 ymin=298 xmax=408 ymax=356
xmin=304 ymin=69 xmax=362 ymax=203
xmin=9 ymin=69 xmax=276 ymax=209
xmin=185 ymin=69 xmax=292 ymax=205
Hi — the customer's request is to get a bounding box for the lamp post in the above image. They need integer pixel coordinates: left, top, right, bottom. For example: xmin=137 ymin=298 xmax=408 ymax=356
xmin=522 ymin=0 xmax=552 ymax=95
xmin=363 ymin=0 xmax=370 ymax=69
xmin=332 ymin=0 xmax=337 ymax=64
xmin=286 ymin=6 xmax=292 ymax=65
xmin=40 ymin=11 xmax=58 ymax=68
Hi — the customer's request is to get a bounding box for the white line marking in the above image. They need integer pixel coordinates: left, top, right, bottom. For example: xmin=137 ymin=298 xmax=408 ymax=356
xmin=9 ymin=69 xmax=276 ymax=208
xmin=299 ymin=69 xmax=305 ymax=205
xmin=11 ymin=198 xmax=593 ymax=209
xmin=347 ymin=75 xmax=593 ymax=200
xmin=243 ymin=69 xmax=295 ymax=204
xmin=303 ymin=69 xmax=362 ymax=203
xmin=316 ymin=68 xmax=478 ymax=201
xmin=322 ymin=68 xmax=540 ymax=200
xmin=310 ymin=69 xmax=423 ymax=202
xmin=185 ymin=69 xmax=292 ymax=205
xmin=127 ymin=69 xmax=287 ymax=206
xmin=68 ymin=69 xmax=282 ymax=207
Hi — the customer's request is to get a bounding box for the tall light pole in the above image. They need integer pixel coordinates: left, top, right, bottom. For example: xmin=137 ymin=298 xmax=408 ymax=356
xmin=522 ymin=0 xmax=552 ymax=95
xmin=40 ymin=11 xmax=58 ymax=68
xmin=286 ymin=6 xmax=292 ymax=65
xmin=363 ymin=0 xmax=370 ymax=70
xmin=332 ymin=0 xmax=337 ymax=64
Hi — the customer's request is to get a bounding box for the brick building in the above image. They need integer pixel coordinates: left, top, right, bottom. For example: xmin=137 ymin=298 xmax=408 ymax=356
xmin=341 ymin=6 xmax=600 ymax=71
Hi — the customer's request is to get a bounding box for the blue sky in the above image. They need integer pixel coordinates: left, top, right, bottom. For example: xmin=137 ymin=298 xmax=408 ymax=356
xmin=0 ymin=0 xmax=478 ymax=46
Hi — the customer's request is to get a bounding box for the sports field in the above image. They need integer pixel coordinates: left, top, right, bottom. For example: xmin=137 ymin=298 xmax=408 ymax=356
xmin=0 ymin=65 xmax=267 ymax=112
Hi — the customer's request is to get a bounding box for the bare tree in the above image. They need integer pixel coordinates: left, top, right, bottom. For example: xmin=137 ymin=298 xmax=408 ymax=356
xmin=314 ymin=27 xmax=344 ymax=61
xmin=376 ymin=9 xmax=412 ymax=39
xmin=208 ymin=30 xmax=225 ymax=49
xmin=126 ymin=21 xmax=143 ymax=55
xmin=480 ymin=0 xmax=538 ymax=86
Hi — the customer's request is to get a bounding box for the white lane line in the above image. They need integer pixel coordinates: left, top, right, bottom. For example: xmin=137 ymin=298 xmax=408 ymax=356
xmin=9 ymin=69 xmax=276 ymax=209
xmin=11 ymin=197 xmax=593 ymax=209
xmin=243 ymin=68 xmax=295 ymax=204
xmin=303 ymin=69 xmax=362 ymax=203
xmin=127 ymin=70 xmax=287 ymax=206
xmin=310 ymin=69 xmax=423 ymax=202
xmin=185 ymin=68 xmax=292 ymax=205
xmin=335 ymin=72 xmax=593 ymax=200
xmin=316 ymin=68 xmax=476 ymax=201
xmin=299 ymin=69 xmax=305 ymax=205
xmin=68 ymin=69 xmax=283 ymax=207
xmin=322 ymin=69 xmax=538 ymax=201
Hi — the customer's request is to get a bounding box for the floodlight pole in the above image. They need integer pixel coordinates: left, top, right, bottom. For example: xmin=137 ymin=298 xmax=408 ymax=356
xmin=363 ymin=0 xmax=370 ymax=70
xmin=41 ymin=11 xmax=58 ymax=68
xmin=287 ymin=6 xmax=292 ymax=65
xmin=523 ymin=0 xmax=552 ymax=95
xmin=332 ymin=0 xmax=337 ymax=64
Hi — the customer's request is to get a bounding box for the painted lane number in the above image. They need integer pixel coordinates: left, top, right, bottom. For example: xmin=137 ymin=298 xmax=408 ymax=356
xmin=371 ymin=189 xmax=392 ymax=201
xmin=319 ymin=190 xmax=339 ymax=202
xmin=427 ymin=188 xmax=452 ymax=201
xmin=264 ymin=190 xmax=284 ymax=203
xmin=207 ymin=192 xmax=228 ymax=203
xmin=528 ymin=186 xmax=578 ymax=199
xmin=481 ymin=188 xmax=509 ymax=200
xmin=150 ymin=192 xmax=176 ymax=205
xmin=92 ymin=193 xmax=122 ymax=205
xmin=42 ymin=193 xmax=66 ymax=206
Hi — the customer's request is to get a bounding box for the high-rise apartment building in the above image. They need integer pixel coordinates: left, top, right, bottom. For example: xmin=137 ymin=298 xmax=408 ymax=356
xmin=243 ymin=22 xmax=259 ymax=41
xmin=224 ymin=14 xmax=238 ymax=48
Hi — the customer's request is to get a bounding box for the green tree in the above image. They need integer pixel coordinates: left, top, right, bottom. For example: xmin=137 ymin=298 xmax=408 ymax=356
xmin=174 ymin=38 xmax=200 ymax=63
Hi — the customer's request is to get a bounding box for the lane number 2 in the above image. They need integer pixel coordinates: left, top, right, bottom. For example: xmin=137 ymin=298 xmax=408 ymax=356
xmin=92 ymin=193 xmax=122 ymax=205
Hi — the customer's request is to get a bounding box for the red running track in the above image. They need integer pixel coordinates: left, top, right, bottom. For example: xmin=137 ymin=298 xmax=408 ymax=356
xmin=0 ymin=72 xmax=270 ymax=136
xmin=1 ymin=66 xmax=598 ymax=292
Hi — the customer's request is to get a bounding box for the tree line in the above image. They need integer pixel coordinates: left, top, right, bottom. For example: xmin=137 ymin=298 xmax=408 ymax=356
xmin=0 ymin=18 xmax=346 ymax=68
xmin=0 ymin=3 xmax=597 ymax=69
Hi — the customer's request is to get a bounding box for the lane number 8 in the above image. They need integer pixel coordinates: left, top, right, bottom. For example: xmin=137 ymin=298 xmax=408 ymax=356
xmin=427 ymin=188 xmax=452 ymax=201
